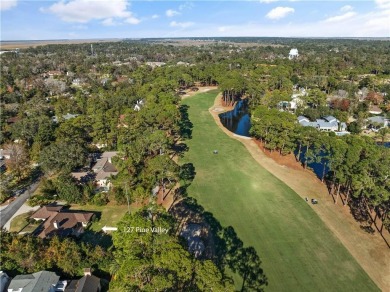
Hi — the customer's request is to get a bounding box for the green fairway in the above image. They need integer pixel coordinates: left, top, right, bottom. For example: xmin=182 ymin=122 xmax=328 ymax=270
xmin=180 ymin=91 xmax=378 ymax=292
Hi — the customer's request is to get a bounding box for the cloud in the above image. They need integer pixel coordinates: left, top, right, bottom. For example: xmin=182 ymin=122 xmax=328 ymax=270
xmin=375 ymin=0 xmax=390 ymax=9
xmin=125 ymin=16 xmax=140 ymax=24
xmin=324 ymin=11 xmax=356 ymax=23
xmin=72 ymin=24 xmax=88 ymax=30
xmin=266 ymin=7 xmax=295 ymax=20
xmin=43 ymin=0 xmax=133 ymax=23
xmin=166 ymin=9 xmax=180 ymax=17
xmin=340 ymin=5 xmax=353 ymax=12
xmin=179 ymin=2 xmax=194 ymax=11
xmin=152 ymin=14 xmax=159 ymax=19
xmin=102 ymin=18 xmax=116 ymax=26
xmin=170 ymin=21 xmax=194 ymax=28
xmin=0 ymin=0 xmax=17 ymax=11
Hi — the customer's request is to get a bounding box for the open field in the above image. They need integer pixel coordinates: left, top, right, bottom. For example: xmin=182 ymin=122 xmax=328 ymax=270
xmin=0 ymin=38 xmax=121 ymax=50
xmin=180 ymin=90 xmax=379 ymax=291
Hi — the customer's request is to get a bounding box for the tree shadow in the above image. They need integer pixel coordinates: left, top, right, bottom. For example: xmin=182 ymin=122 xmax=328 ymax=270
xmin=348 ymin=199 xmax=371 ymax=225
xmin=79 ymin=229 xmax=113 ymax=249
xmin=172 ymin=142 xmax=189 ymax=158
xmin=179 ymin=163 xmax=196 ymax=183
xmin=170 ymin=197 xmax=268 ymax=291
xmin=178 ymin=104 xmax=193 ymax=139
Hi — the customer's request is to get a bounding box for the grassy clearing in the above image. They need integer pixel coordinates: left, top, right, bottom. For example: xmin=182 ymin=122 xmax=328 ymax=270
xmin=180 ymin=91 xmax=378 ymax=292
xmin=70 ymin=203 xmax=137 ymax=232
xmin=9 ymin=213 xmax=30 ymax=232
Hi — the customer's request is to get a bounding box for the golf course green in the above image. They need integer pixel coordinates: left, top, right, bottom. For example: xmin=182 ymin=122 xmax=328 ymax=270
xmin=180 ymin=90 xmax=378 ymax=291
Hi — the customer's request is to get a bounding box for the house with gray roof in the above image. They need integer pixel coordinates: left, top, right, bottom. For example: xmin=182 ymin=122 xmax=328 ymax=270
xmin=298 ymin=115 xmax=348 ymax=133
xmin=7 ymin=271 xmax=60 ymax=292
xmin=1 ymin=271 xmax=10 ymax=292
xmin=92 ymin=152 xmax=118 ymax=190
xmin=367 ymin=116 xmax=390 ymax=131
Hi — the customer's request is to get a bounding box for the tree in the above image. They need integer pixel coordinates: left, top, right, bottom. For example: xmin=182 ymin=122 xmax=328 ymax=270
xmin=111 ymin=209 xmax=231 ymax=290
xmin=39 ymin=142 xmax=87 ymax=174
xmin=3 ymin=143 xmax=29 ymax=179
xmin=55 ymin=174 xmax=82 ymax=203
xmin=377 ymin=127 xmax=389 ymax=144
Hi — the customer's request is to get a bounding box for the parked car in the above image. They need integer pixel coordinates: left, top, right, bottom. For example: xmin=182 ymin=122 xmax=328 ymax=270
xmin=311 ymin=199 xmax=318 ymax=204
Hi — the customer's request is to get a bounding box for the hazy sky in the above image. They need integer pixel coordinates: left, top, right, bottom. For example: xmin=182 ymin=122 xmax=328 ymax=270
xmin=1 ymin=0 xmax=389 ymax=40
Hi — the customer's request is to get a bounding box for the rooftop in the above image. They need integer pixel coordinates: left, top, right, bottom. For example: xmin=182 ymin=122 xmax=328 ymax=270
xmin=8 ymin=271 xmax=60 ymax=292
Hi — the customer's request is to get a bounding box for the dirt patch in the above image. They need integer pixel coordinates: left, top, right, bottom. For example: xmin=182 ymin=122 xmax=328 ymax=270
xmin=180 ymin=86 xmax=218 ymax=100
xmin=208 ymin=93 xmax=390 ymax=291
xmin=254 ymin=140 xmax=304 ymax=171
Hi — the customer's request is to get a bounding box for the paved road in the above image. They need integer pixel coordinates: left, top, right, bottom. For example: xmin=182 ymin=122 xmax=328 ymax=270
xmin=0 ymin=180 xmax=40 ymax=229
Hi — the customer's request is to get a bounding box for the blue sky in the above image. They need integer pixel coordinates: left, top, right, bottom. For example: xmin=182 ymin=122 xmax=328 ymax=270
xmin=1 ymin=0 xmax=389 ymax=40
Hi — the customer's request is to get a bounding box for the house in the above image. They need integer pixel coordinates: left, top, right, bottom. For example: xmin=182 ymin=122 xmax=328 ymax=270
xmin=368 ymin=105 xmax=382 ymax=115
xmin=92 ymin=143 xmax=107 ymax=149
xmin=177 ymin=61 xmax=190 ymax=66
xmin=298 ymin=115 xmax=348 ymax=132
xmin=278 ymin=96 xmax=304 ymax=112
xmin=0 ymin=271 xmax=10 ymax=292
xmin=52 ymin=113 xmax=79 ymax=123
xmin=145 ymin=62 xmax=166 ymax=68
xmin=92 ymin=152 xmax=118 ymax=190
xmin=288 ymin=48 xmax=299 ymax=60
xmin=133 ymin=99 xmax=145 ymax=111
xmin=47 ymin=70 xmax=62 ymax=77
xmin=0 ymin=149 xmax=11 ymax=160
xmin=72 ymin=79 xmax=83 ymax=86
xmin=71 ymin=172 xmax=92 ymax=184
xmin=7 ymin=271 xmax=61 ymax=292
xmin=65 ymin=269 xmax=101 ymax=292
xmin=367 ymin=116 xmax=390 ymax=131
xmin=31 ymin=205 xmax=94 ymax=239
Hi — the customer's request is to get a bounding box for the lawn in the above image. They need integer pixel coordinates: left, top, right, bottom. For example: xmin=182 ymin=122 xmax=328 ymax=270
xmin=180 ymin=91 xmax=378 ymax=291
xmin=9 ymin=213 xmax=30 ymax=232
xmin=70 ymin=202 xmax=137 ymax=232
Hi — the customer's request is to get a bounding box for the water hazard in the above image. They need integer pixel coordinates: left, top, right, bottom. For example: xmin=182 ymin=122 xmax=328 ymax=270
xmin=219 ymin=99 xmax=251 ymax=137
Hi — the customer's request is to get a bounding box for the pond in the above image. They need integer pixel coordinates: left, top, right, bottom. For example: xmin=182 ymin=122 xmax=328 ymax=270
xmin=219 ymin=99 xmax=251 ymax=137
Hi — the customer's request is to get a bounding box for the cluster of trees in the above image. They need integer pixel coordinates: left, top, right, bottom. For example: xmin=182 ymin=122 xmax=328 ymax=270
xmin=250 ymin=108 xmax=390 ymax=233
xmin=110 ymin=208 xmax=234 ymax=290
xmin=297 ymin=133 xmax=389 ymax=232
xmin=0 ymin=231 xmax=112 ymax=278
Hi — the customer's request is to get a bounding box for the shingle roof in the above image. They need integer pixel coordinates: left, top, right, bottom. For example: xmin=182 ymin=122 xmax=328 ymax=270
xmin=31 ymin=206 xmax=64 ymax=220
xmin=92 ymin=155 xmax=118 ymax=181
xmin=37 ymin=211 xmax=94 ymax=239
xmin=32 ymin=206 xmax=94 ymax=239
xmin=8 ymin=271 xmax=59 ymax=292
xmin=101 ymin=151 xmax=118 ymax=159
xmin=75 ymin=275 xmax=101 ymax=292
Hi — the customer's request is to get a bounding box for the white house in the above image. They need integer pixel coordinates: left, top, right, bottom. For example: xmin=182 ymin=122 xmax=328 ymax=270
xmin=367 ymin=116 xmax=390 ymax=132
xmin=298 ymin=115 xmax=348 ymax=133
xmin=289 ymin=48 xmax=299 ymax=60
xmin=134 ymin=99 xmax=145 ymax=111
